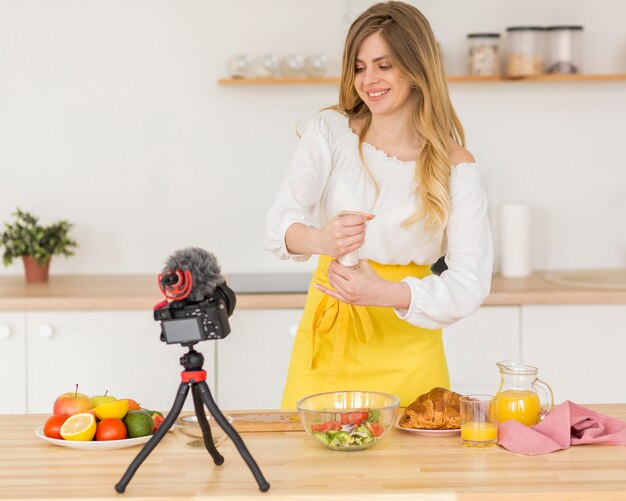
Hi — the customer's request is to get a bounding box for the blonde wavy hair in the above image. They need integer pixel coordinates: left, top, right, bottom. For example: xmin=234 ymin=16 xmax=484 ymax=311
xmin=336 ymin=1 xmax=465 ymax=237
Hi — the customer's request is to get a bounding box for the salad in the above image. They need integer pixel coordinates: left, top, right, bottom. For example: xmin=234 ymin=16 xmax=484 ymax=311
xmin=308 ymin=409 xmax=385 ymax=450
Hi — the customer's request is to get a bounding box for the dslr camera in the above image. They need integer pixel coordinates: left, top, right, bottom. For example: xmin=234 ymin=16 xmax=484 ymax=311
xmin=154 ymin=283 xmax=236 ymax=346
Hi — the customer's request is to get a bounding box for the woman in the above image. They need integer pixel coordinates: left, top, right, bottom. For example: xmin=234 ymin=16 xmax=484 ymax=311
xmin=265 ymin=1 xmax=493 ymax=409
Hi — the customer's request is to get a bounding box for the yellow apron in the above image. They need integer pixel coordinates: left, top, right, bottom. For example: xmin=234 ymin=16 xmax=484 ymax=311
xmin=281 ymin=255 xmax=450 ymax=409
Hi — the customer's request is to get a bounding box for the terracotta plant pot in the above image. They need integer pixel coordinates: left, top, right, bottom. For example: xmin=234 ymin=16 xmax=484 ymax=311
xmin=22 ymin=256 xmax=51 ymax=282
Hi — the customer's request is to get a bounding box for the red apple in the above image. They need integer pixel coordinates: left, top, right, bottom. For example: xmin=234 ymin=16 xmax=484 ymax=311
xmin=53 ymin=387 xmax=94 ymax=417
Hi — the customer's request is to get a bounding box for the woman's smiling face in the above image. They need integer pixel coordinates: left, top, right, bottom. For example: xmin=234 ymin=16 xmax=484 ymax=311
xmin=353 ymin=31 xmax=414 ymax=118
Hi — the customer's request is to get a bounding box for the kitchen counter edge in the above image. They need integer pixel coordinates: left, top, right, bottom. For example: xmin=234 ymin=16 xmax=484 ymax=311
xmin=0 ymin=271 xmax=625 ymax=311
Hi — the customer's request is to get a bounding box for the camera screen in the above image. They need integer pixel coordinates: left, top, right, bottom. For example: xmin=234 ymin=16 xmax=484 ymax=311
xmin=161 ymin=317 xmax=203 ymax=344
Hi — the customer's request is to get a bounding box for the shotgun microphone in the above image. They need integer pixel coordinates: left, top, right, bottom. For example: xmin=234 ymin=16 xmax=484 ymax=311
xmin=154 ymin=247 xmax=235 ymax=344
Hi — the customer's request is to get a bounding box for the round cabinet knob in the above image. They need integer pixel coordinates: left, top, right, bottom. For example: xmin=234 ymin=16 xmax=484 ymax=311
xmin=39 ymin=324 xmax=54 ymax=339
xmin=0 ymin=325 xmax=11 ymax=339
xmin=289 ymin=324 xmax=299 ymax=338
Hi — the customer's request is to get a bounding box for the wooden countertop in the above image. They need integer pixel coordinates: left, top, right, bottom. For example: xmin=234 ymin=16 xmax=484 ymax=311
xmin=0 ymin=271 xmax=625 ymax=311
xmin=1 ymin=406 xmax=626 ymax=500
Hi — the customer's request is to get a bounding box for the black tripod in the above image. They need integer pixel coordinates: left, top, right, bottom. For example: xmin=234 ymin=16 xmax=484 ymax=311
xmin=115 ymin=346 xmax=270 ymax=493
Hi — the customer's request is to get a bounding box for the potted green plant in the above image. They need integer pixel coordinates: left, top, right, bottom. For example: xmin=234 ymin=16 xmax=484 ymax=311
xmin=0 ymin=208 xmax=78 ymax=282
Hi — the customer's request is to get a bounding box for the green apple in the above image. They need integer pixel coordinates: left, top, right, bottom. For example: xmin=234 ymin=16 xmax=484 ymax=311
xmin=92 ymin=390 xmax=117 ymax=407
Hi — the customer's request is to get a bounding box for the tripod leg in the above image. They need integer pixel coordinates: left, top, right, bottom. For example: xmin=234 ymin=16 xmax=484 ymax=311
xmin=196 ymin=381 xmax=270 ymax=492
xmin=115 ymin=382 xmax=190 ymax=493
xmin=191 ymin=384 xmax=224 ymax=465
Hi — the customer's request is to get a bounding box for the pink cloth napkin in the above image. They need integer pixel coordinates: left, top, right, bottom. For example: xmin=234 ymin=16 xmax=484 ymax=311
xmin=497 ymin=400 xmax=626 ymax=455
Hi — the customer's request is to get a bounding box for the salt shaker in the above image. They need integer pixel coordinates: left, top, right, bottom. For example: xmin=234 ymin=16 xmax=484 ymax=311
xmin=338 ymin=251 xmax=359 ymax=268
xmin=337 ymin=211 xmax=367 ymax=269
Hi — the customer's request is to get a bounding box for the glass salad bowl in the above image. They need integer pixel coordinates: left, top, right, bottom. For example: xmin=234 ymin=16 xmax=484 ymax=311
xmin=297 ymin=391 xmax=400 ymax=451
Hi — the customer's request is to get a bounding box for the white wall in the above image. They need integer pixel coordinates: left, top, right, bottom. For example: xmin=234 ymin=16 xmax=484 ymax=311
xmin=1 ymin=0 xmax=625 ymax=276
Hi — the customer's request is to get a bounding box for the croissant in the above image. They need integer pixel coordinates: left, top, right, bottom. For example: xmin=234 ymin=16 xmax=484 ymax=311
xmin=399 ymin=387 xmax=462 ymax=430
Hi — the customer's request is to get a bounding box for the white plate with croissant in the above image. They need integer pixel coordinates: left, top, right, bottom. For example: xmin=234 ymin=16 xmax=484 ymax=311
xmin=394 ymin=387 xmax=462 ymax=436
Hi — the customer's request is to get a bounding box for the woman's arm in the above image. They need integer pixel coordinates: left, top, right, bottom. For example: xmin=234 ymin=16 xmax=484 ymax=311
xmin=395 ymin=164 xmax=493 ymax=328
xmin=286 ymin=212 xmax=374 ymax=257
xmin=315 ymin=260 xmax=411 ymax=309
xmin=315 ymin=164 xmax=493 ymax=329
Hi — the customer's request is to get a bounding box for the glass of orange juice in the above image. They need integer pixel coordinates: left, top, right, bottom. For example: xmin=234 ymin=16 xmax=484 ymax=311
xmin=460 ymin=395 xmax=498 ymax=447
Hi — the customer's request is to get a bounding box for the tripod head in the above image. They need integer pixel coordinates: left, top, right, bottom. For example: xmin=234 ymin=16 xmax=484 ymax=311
xmin=180 ymin=345 xmax=204 ymax=372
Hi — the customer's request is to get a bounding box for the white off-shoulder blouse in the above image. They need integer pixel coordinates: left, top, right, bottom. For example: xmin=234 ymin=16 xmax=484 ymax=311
xmin=265 ymin=109 xmax=493 ymax=329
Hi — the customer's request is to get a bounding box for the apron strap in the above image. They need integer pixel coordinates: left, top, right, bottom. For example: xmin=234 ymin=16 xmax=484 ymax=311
xmin=311 ymin=295 xmax=375 ymax=385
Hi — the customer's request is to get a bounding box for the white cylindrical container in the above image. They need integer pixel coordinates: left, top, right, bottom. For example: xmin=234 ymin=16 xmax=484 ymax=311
xmin=505 ymin=26 xmax=546 ymax=77
xmin=467 ymin=33 xmax=501 ymax=76
xmin=499 ymin=204 xmax=531 ymax=277
xmin=546 ymin=25 xmax=583 ymax=74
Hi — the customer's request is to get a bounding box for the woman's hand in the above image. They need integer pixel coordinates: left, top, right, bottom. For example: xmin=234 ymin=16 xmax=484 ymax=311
xmin=315 ymin=260 xmax=411 ymax=309
xmin=317 ymin=211 xmax=374 ymax=258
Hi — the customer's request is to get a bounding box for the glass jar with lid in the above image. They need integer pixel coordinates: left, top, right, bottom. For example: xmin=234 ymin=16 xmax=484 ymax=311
xmin=505 ymin=26 xmax=546 ymax=77
xmin=467 ymin=33 xmax=500 ymax=76
xmin=545 ymin=25 xmax=583 ymax=74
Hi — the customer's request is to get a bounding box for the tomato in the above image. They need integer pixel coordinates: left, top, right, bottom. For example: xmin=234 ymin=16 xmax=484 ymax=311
xmin=350 ymin=412 xmax=369 ymax=425
xmin=95 ymin=418 xmax=128 ymax=441
xmin=310 ymin=421 xmax=341 ymax=433
xmin=340 ymin=413 xmax=352 ymax=425
xmin=367 ymin=422 xmax=384 ymax=437
xmin=152 ymin=414 xmax=164 ymax=432
xmin=43 ymin=415 xmax=68 ymax=439
xmin=340 ymin=411 xmax=369 ymax=426
xmin=327 ymin=421 xmax=341 ymax=431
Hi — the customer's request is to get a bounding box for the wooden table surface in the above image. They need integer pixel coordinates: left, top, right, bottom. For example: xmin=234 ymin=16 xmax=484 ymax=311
xmin=1 ymin=271 xmax=625 ymax=311
xmin=1 ymin=406 xmax=626 ymax=500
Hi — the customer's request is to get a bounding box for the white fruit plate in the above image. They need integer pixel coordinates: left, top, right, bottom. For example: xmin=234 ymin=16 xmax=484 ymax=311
xmin=35 ymin=426 xmax=152 ymax=451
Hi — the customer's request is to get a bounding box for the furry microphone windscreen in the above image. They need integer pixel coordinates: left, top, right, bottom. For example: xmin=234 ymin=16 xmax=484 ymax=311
xmin=162 ymin=247 xmax=224 ymax=302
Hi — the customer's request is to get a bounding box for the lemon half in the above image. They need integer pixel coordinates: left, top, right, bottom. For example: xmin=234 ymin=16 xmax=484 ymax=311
xmin=94 ymin=399 xmax=129 ymax=420
xmin=60 ymin=412 xmax=97 ymax=441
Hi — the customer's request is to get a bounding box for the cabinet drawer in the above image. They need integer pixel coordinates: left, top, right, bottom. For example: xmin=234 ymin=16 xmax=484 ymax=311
xmin=216 ymin=309 xmax=302 ymax=410
xmin=0 ymin=312 xmax=27 ymax=413
xmin=26 ymin=311 xmax=216 ymax=413
xmin=522 ymin=305 xmax=626 ymax=404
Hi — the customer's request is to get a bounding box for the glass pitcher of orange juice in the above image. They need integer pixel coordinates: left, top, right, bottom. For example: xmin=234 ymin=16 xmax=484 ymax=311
xmin=494 ymin=360 xmax=554 ymax=426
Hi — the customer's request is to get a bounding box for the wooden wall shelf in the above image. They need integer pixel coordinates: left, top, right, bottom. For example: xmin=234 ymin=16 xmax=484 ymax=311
xmin=218 ymin=74 xmax=626 ymax=86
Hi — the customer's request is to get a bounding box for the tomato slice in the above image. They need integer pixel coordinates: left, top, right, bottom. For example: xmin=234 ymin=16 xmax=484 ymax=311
xmin=340 ymin=411 xmax=369 ymax=426
xmin=367 ymin=422 xmax=384 ymax=437
xmin=350 ymin=412 xmax=369 ymax=425
xmin=326 ymin=420 xmax=341 ymax=431
xmin=152 ymin=414 xmax=165 ymax=432
xmin=310 ymin=421 xmax=341 ymax=433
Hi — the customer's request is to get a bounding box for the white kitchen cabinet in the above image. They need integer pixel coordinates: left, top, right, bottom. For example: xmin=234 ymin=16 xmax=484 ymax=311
xmin=25 ymin=311 xmax=216 ymax=413
xmin=0 ymin=312 xmax=27 ymax=413
xmin=216 ymin=309 xmax=302 ymax=410
xmin=443 ymin=306 xmax=520 ymax=396
xmin=522 ymin=305 xmax=626 ymax=404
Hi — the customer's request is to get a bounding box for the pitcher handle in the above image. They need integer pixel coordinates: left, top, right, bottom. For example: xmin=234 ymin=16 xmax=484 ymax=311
xmin=535 ymin=378 xmax=554 ymax=420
